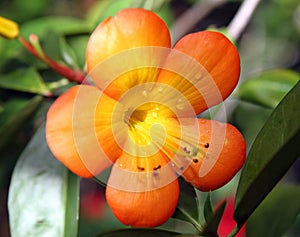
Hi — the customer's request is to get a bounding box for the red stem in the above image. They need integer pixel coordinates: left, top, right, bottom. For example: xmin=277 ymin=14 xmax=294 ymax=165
xmin=18 ymin=36 xmax=87 ymax=83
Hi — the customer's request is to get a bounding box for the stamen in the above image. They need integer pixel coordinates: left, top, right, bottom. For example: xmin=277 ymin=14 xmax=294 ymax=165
xmin=164 ymin=134 xmax=206 ymax=159
xmin=192 ymin=158 xmax=199 ymax=163
xmin=192 ymin=147 xmax=199 ymax=156
xmin=153 ymin=144 xmax=182 ymax=168
xmin=183 ymin=147 xmax=190 ymax=154
xmin=123 ymin=105 xmax=210 ymax=173
xmin=153 ymin=171 xmax=159 ymax=177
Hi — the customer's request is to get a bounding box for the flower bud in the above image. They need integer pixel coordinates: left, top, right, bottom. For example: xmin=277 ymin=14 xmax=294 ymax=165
xmin=0 ymin=16 xmax=19 ymax=39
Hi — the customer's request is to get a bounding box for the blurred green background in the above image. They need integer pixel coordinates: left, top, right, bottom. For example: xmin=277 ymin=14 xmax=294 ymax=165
xmin=0 ymin=0 xmax=299 ymax=236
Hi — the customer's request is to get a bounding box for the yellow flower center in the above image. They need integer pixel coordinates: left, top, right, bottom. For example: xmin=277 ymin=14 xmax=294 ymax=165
xmin=125 ymin=103 xmax=171 ymax=147
xmin=121 ymin=100 xmax=208 ymax=171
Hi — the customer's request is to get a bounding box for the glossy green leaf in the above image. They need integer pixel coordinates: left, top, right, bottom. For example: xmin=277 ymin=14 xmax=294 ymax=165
xmin=87 ymin=0 xmax=136 ymax=27
xmin=43 ymin=30 xmax=64 ymax=62
xmin=96 ymin=229 xmax=179 ymax=237
xmin=41 ymin=30 xmax=79 ymax=70
xmin=67 ymin=36 xmax=90 ymax=69
xmin=59 ymin=37 xmax=79 ymax=69
xmin=237 ymin=69 xmax=299 ymax=108
xmin=152 ymin=0 xmax=174 ymax=27
xmin=0 ymin=67 xmax=52 ymax=95
xmin=234 ymin=81 xmax=300 ymax=226
xmin=233 ymin=102 xmax=272 ymax=150
xmin=0 ymin=95 xmax=43 ymax=150
xmin=8 ymin=126 xmax=80 ymax=237
xmin=247 ymin=185 xmax=300 ymax=237
xmin=173 ymin=178 xmax=202 ymax=232
xmin=20 ymin=16 xmax=91 ymax=38
xmin=159 ymin=218 xmax=200 ymax=235
xmin=203 ymin=192 xmax=213 ymax=223
xmin=139 ymin=0 xmax=171 ymax=10
xmin=0 ymin=0 xmax=49 ymax=22
xmin=87 ymin=0 xmax=173 ymax=28
xmin=201 ymin=201 xmax=226 ymax=237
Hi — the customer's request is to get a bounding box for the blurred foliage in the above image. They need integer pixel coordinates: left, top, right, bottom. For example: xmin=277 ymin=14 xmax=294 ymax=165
xmin=0 ymin=0 xmax=299 ymax=237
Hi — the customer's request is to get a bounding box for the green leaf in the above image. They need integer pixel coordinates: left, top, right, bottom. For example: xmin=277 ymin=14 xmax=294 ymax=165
xmin=234 ymin=81 xmax=300 ymax=227
xmin=87 ymin=0 xmax=173 ymax=29
xmin=201 ymin=201 xmax=226 ymax=237
xmin=0 ymin=95 xmax=43 ymax=150
xmin=67 ymin=36 xmax=90 ymax=69
xmin=20 ymin=16 xmax=92 ymax=38
xmin=139 ymin=0 xmax=171 ymax=11
xmin=43 ymin=30 xmax=64 ymax=63
xmin=203 ymin=192 xmax=213 ymax=223
xmin=96 ymin=228 xmax=179 ymax=237
xmin=173 ymin=178 xmax=202 ymax=232
xmin=159 ymin=218 xmax=200 ymax=235
xmin=237 ymin=69 xmax=300 ymax=108
xmin=247 ymin=185 xmax=300 ymax=237
xmin=233 ymin=102 xmax=272 ymax=149
xmin=0 ymin=67 xmax=52 ymax=95
xmin=86 ymin=0 xmax=136 ymax=27
xmin=59 ymin=37 xmax=80 ymax=69
xmin=8 ymin=126 xmax=80 ymax=237
xmin=41 ymin=31 xmax=79 ymax=70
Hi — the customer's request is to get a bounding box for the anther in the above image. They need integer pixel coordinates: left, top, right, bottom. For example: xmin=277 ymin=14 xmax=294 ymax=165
xmin=192 ymin=158 xmax=199 ymax=163
xmin=153 ymin=171 xmax=159 ymax=177
xmin=204 ymin=143 xmax=210 ymax=148
xmin=183 ymin=147 xmax=190 ymax=154
xmin=153 ymin=164 xmax=161 ymax=171
xmin=137 ymin=166 xmax=145 ymax=171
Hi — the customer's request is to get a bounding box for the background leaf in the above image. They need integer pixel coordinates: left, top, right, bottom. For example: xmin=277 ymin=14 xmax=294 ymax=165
xmin=234 ymin=81 xmax=300 ymax=226
xmin=86 ymin=0 xmax=136 ymax=27
xmin=0 ymin=95 xmax=43 ymax=150
xmin=0 ymin=67 xmax=52 ymax=95
xmin=247 ymin=185 xmax=300 ymax=237
xmin=203 ymin=192 xmax=213 ymax=223
xmin=159 ymin=218 xmax=200 ymax=235
xmin=96 ymin=228 xmax=179 ymax=237
xmin=200 ymin=201 xmax=226 ymax=237
xmin=20 ymin=16 xmax=91 ymax=38
xmin=173 ymin=178 xmax=202 ymax=232
xmin=237 ymin=69 xmax=299 ymax=108
xmin=59 ymin=37 xmax=80 ymax=69
xmin=8 ymin=126 xmax=80 ymax=237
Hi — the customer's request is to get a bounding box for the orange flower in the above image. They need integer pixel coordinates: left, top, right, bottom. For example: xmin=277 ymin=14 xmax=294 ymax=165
xmin=46 ymin=8 xmax=246 ymax=227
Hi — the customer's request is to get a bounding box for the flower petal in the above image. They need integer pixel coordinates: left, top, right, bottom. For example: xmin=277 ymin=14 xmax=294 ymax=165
xmin=179 ymin=118 xmax=246 ymax=191
xmin=106 ymin=152 xmax=179 ymax=227
xmin=86 ymin=8 xmax=171 ymax=99
xmin=46 ymin=85 xmax=123 ymax=177
xmin=157 ymin=31 xmax=240 ymax=115
xmin=86 ymin=8 xmax=171 ymax=71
